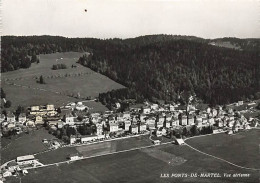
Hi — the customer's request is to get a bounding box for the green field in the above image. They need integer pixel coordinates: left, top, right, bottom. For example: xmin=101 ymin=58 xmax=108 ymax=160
xmin=2 ymin=52 xmax=124 ymax=110
xmin=6 ymin=130 xmax=259 ymax=183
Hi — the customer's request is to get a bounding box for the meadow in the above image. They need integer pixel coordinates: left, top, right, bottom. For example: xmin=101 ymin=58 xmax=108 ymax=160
xmin=1 ymin=52 xmax=124 ymax=111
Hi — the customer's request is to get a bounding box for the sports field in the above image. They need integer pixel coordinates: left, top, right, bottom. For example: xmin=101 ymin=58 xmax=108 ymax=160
xmin=35 ymin=135 xmax=151 ymax=164
xmin=6 ymin=130 xmax=259 ymax=183
xmin=1 ymin=52 xmax=124 ymax=110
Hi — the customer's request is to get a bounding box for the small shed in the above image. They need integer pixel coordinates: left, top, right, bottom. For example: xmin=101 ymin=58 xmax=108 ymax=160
xmin=175 ymin=138 xmax=185 ymax=145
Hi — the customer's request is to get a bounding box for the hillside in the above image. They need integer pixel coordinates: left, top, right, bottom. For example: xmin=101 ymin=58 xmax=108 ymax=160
xmin=1 ymin=35 xmax=260 ymax=106
xmin=78 ymin=38 xmax=260 ymax=105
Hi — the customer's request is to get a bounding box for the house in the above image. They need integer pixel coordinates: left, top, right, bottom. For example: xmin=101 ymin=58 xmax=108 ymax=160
xmin=7 ymin=123 xmax=15 ymax=129
xmin=115 ymin=102 xmax=121 ymax=109
xmin=16 ymin=155 xmax=35 ymax=165
xmin=123 ymin=112 xmax=131 ymax=120
xmin=165 ymin=113 xmax=172 ymax=121
xmin=179 ymin=115 xmax=187 ymax=126
xmin=140 ymin=114 xmax=146 ymax=122
xmin=75 ymin=102 xmax=86 ymax=111
xmin=139 ymin=122 xmax=146 ymax=132
xmin=206 ymin=107 xmax=211 ymax=114
xmin=116 ymin=113 xmax=124 ymax=121
xmin=169 ymin=104 xmax=175 ymax=111
xmin=96 ymin=123 xmax=103 ymax=135
xmin=151 ymin=104 xmax=159 ymax=110
xmin=69 ymin=154 xmax=83 ymax=161
xmin=175 ymin=138 xmax=185 ymax=145
xmin=64 ymin=113 xmax=74 ymax=125
xmin=35 ymin=115 xmax=44 ymax=125
xmin=1 ymin=114 xmax=6 ymax=123
xmin=212 ymin=109 xmax=218 ymax=117
xmin=171 ymin=119 xmax=179 ymax=127
xmin=156 ymin=114 xmax=164 ymax=128
xmin=31 ymin=106 xmax=40 ymax=111
xmin=156 ymin=129 xmax=163 ymax=137
xmin=124 ymin=120 xmax=131 ymax=131
xmin=187 ymin=115 xmax=194 ymax=126
xmin=146 ymin=117 xmax=156 ymax=130
xmin=109 ymin=121 xmax=119 ymax=132
xmin=208 ymin=117 xmax=215 ymax=125
xmin=18 ymin=113 xmax=27 ymax=123
xmin=165 ymin=120 xmax=172 ymax=128
xmin=130 ymin=124 xmax=138 ymax=134
xmin=70 ymin=135 xmax=77 ymax=144
xmin=81 ymin=135 xmax=98 ymax=143
xmin=153 ymin=140 xmax=161 ymax=145
xmin=25 ymin=120 xmax=35 ymax=127
xmin=47 ymin=104 xmax=55 ymax=111
xmin=143 ymin=107 xmax=151 ymax=114
xmin=6 ymin=113 xmax=15 ymax=123
xmin=195 ymin=116 xmax=203 ymax=127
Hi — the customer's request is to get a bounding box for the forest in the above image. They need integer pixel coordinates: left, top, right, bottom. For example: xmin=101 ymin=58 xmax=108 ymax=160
xmin=1 ymin=35 xmax=260 ymax=106
xmin=78 ymin=39 xmax=260 ymax=105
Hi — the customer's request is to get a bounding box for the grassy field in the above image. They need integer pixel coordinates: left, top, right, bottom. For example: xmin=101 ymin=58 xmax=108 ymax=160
xmin=2 ymin=52 xmax=124 ymax=110
xmin=7 ymin=143 xmax=259 ymax=183
xmin=185 ymin=129 xmax=260 ymax=169
xmin=1 ymin=128 xmax=54 ymax=164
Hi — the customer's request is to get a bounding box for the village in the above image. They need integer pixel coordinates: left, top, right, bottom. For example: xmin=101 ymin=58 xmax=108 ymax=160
xmin=0 ymin=98 xmax=259 ymax=180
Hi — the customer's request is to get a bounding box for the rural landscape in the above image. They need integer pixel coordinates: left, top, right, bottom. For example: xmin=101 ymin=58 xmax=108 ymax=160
xmin=1 ymin=0 xmax=260 ymax=182
xmin=0 ymin=35 xmax=259 ymax=183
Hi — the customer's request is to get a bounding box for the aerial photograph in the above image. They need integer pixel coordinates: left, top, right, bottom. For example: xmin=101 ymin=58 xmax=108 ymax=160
xmin=0 ymin=0 xmax=259 ymax=182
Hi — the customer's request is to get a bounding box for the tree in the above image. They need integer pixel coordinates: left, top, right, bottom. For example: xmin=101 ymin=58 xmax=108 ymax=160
xmin=16 ymin=105 xmax=25 ymax=116
xmin=39 ymin=75 xmax=45 ymax=84
xmin=190 ymin=125 xmax=200 ymax=136
xmin=1 ymin=88 xmax=6 ymax=99
xmin=4 ymin=100 xmax=12 ymax=108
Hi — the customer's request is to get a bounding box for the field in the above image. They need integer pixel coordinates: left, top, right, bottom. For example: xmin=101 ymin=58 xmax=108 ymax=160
xmin=35 ymin=135 xmax=152 ymax=164
xmin=1 ymin=128 xmax=54 ymax=164
xmin=1 ymin=52 xmax=124 ymax=110
xmin=6 ymin=130 xmax=259 ymax=183
xmin=185 ymin=129 xmax=260 ymax=169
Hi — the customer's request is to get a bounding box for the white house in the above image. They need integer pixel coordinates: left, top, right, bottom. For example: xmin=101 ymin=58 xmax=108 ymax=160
xmin=130 ymin=124 xmax=138 ymax=134
xmin=139 ymin=122 xmax=146 ymax=132
xmin=6 ymin=113 xmax=15 ymax=123
xmin=35 ymin=116 xmax=44 ymax=125
xmin=143 ymin=107 xmax=151 ymax=114
xmin=65 ymin=113 xmax=74 ymax=125
xmin=75 ymin=102 xmax=86 ymax=111
xmin=109 ymin=121 xmax=119 ymax=132
xmin=124 ymin=120 xmax=131 ymax=131
xmin=96 ymin=123 xmax=103 ymax=135
xmin=18 ymin=113 xmax=27 ymax=123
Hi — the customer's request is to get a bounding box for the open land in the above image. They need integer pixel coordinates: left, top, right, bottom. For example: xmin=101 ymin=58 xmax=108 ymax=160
xmin=35 ymin=135 xmax=152 ymax=164
xmin=1 ymin=128 xmax=54 ymax=164
xmin=5 ymin=130 xmax=259 ymax=183
xmin=1 ymin=52 xmax=124 ymax=110
xmin=185 ymin=129 xmax=260 ymax=169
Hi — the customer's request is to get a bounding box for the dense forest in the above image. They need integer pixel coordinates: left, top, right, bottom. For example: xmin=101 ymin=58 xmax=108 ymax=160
xmin=1 ymin=35 xmax=260 ymax=105
xmin=78 ymin=38 xmax=260 ymax=105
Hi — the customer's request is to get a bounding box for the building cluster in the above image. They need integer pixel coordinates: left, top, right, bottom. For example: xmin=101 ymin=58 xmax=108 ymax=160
xmin=0 ymin=104 xmax=57 ymax=136
xmin=1 ymin=100 xmax=258 ymax=142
